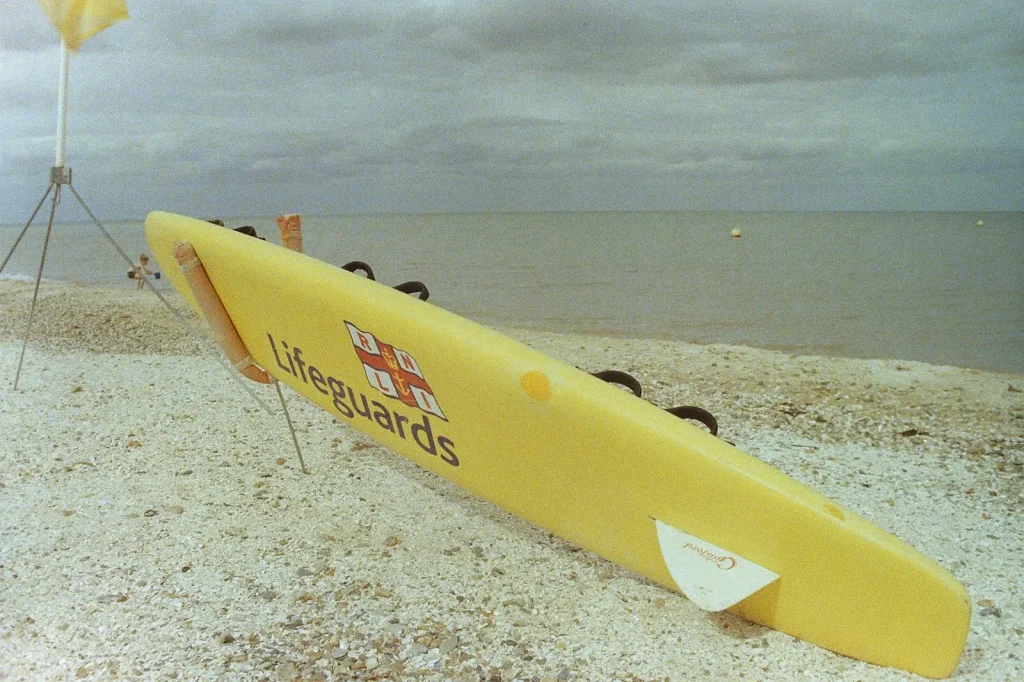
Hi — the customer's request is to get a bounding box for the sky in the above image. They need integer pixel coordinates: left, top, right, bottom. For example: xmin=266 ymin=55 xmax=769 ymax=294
xmin=1 ymin=0 xmax=1022 ymax=222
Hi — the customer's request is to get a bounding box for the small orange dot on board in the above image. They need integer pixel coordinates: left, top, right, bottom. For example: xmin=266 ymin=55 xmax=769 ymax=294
xmin=520 ymin=371 xmax=551 ymax=402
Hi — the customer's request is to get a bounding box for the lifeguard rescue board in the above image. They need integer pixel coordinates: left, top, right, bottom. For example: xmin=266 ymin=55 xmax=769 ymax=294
xmin=145 ymin=211 xmax=970 ymax=678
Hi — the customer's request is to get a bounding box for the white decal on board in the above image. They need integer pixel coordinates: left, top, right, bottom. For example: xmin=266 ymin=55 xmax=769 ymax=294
xmin=655 ymin=519 xmax=779 ymax=612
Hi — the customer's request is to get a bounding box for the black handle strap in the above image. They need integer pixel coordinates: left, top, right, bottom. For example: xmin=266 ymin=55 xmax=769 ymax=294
xmin=342 ymin=260 xmax=376 ymax=280
xmin=393 ymin=280 xmax=430 ymax=301
xmin=664 ymin=405 xmax=719 ymax=436
xmin=591 ymin=370 xmax=643 ymax=398
xmin=591 ymin=368 xmax=721 ymax=437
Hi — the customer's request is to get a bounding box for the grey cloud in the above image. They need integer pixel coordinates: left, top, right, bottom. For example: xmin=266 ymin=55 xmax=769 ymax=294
xmin=0 ymin=0 xmax=1021 ymax=220
xmin=244 ymin=10 xmax=382 ymax=47
xmin=431 ymin=0 xmax=1024 ymax=84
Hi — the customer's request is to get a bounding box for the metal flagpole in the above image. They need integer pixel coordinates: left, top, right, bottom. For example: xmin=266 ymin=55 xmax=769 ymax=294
xmin=7 ymin=22 xmax=306 ymax=465
xmin=0 ymin=38 xmax=68 ymax=284
xmin=9 ymin=40 xmax=70 ymax=390
xmin=4 ymin=39 xmax=271 ymax=412
xmin=55 ymin=40 xmax=70 ymax=169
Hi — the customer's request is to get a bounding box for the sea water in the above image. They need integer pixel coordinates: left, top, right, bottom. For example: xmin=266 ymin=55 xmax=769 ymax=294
xmin=2 ymin=211 xmax=1021 ymax=373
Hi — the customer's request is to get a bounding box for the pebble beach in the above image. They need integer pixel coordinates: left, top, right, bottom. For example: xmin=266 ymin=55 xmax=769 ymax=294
xmin=1 ymin=279 xmax=1022 ymax=681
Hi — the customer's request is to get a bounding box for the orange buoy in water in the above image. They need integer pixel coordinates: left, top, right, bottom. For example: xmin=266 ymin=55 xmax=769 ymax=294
xmin=731 ymin=228 xmax=742 ymax=238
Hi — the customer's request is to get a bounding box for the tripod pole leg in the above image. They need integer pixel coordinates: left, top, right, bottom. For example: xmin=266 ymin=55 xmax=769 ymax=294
xmin=274 ymin=380 xmax=309 ymax=474
xmin=0 ymin=183 xmax=54 ymax=276
xmin=13 ymin=186 xmax=60 ymax=390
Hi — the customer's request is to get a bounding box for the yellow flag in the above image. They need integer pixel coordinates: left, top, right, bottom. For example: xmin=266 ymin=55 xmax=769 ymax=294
xmin=37 ymin=0 xmax=129 ymax=51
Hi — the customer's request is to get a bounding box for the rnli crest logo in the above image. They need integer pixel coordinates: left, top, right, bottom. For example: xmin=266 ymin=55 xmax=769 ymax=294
xmin=345 ymin=321 xmax=447 ymax=421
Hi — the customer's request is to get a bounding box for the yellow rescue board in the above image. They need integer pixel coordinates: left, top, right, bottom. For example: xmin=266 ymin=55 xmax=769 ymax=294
xmin=145 ymin=212 xmax=969 ymax=678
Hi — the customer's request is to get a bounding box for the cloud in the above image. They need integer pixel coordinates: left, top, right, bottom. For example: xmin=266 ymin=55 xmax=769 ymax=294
xmin=0 ymin=0 xmax=1021 ymax=221
xmin=441 ymin=0 xmax=1024 ymax=84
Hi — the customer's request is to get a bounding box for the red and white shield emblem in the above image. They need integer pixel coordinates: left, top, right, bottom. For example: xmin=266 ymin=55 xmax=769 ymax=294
xmin=345 ymin=321 xmax=447 ymax=420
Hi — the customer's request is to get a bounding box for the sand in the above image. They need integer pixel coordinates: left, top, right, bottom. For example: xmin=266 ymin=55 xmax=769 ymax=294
xmin=0 ymin=279 xmax=1021 ymax=681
